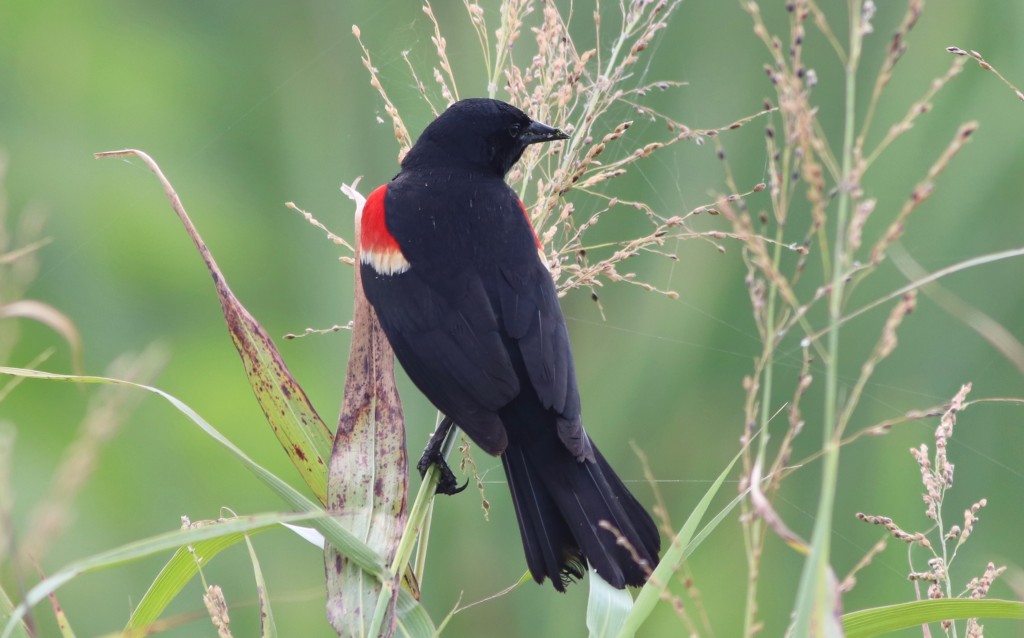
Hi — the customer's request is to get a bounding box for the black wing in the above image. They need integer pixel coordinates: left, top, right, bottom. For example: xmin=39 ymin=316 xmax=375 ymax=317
xmin=361 ymin=170 xmax=587 ymax=459
xmin=362 ymin=262 xmax=521 ymax=454
xmin=496 ymin=261 xmax=589 ymax=461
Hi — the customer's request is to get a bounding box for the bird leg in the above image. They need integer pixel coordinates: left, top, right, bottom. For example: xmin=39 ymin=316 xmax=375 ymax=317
xmin=417 ymin=415 xmax=467 ymax=496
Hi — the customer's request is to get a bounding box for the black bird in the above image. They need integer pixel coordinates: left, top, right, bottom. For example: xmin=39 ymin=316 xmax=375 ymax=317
xmin=358 ymin=98 xmax=660 ymax=590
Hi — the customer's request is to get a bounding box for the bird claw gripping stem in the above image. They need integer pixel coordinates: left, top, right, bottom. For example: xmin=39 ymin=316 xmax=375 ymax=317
xmin=417 ymin=416 xmax=467 ymax=496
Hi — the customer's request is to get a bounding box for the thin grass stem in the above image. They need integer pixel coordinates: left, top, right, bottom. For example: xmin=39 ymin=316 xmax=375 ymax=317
xmin=792 ymin=0 xmax=863 ymax=632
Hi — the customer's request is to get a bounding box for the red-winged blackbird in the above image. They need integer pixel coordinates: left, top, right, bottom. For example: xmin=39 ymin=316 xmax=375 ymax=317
xmin=359 ymin=98 xmax=661 ymax=591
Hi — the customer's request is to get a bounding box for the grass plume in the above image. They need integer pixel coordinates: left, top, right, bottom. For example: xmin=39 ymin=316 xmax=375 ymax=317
xmin=347 ymin=0 xmax=1024 ymax=635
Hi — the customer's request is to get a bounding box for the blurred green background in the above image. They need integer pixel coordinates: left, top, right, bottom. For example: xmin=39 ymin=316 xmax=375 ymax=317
xmin=2 ymin=1 xmax=1022 ymax=636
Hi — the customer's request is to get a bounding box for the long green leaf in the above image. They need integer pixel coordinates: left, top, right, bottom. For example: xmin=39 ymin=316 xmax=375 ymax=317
xmin=0 ymin=366 xmax=383 ymax=578
xmin=96 ymin=149 xmax=334 ymax=505
xmin=243 ymin=533 xmax=277 ymax=638
xmin=614 ymin=446 xmax=745 ymax=638
xmin=394 ymin=589 xmax=436 ymax=638
xmin=1 ymin=512 xmax=318 ymax=638
xmin=842 ymin=599 xmax=1024 ymax=637
xmin=47 ymin=589 xmax=75 ymax=638
xmin=587 ymin=571 xmax=634 ymax=638
xmin=0 ymin=583 xmax=30 ymax=638
xmin=126 ymin=529 xmax=269 ymax=632
xmin=128 ymin=524 xmax=433 ymax=638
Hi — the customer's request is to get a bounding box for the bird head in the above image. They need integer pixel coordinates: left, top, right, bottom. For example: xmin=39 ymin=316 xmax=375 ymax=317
xmin=401 ymin=98 xmax=569 ymax=177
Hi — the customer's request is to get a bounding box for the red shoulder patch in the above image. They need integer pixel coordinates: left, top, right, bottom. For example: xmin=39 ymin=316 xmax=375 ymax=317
xmin=518 ymin=200 xmax=541 ymax=249
xmin=361 ymin=184 xmax=398 ymax=253
xmin=360 ymin=184 xmax=410 ymax=275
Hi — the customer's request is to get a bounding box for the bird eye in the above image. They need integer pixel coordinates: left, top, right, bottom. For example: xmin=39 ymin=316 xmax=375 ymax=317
xmin=508 ymin=123 xmax=521 ymax=137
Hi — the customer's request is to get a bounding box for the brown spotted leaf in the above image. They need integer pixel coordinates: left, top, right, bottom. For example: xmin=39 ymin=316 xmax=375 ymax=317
xmin=95 ymin=149 xmax=333 ymax=505
xmin=325 ymin=187 xmax=409 ymax=637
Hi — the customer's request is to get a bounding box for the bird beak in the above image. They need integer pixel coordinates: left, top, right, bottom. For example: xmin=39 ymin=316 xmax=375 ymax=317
xmin=522 ymin=120 xmax=570 ymax=144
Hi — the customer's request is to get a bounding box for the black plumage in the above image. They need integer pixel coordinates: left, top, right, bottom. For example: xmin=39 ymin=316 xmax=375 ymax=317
xmin=360 ymin=98 xmax=661 ymax=590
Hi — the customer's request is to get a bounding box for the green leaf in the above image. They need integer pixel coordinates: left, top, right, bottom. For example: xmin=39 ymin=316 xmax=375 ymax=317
xmin=243 ymin=533 xmax=277 ymax=638
xmin=126 ymin=524 xmax=433 ymax=638
xmin=1 ymin=512 xmax=319 ymax=638
xmin=0 ymin=366 xmax=384 ymax=579
xmin=126 ymin=529 xmax=268 ymax=632
xmin=96 ymin=149 xmax=333 ymax=505
xmin=47 ymin=589 xmax=75 ymax=638
xmin=587 ymin=571 xmax=634 ymax=638
xmin=212 ymin=264 xmax=334 ymax=506
xmin=614 ymin=445 xmax=746 ymax=638
xmin=842 ymin=599 xmax=1024 ymax=637
xmin=394 ymin=589 xmax=436 ymax=638
xmin=0 ymin=583 xmax=30 ymax=638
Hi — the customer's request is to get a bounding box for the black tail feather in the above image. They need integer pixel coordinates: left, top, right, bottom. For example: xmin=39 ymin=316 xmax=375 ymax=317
xmin=588 ymin=445 xmax=662 ymax=578
xmin=501 ymin=435 xmax=661 ymax=590
xmin=501 ymin=446 xmax=585 ymax=591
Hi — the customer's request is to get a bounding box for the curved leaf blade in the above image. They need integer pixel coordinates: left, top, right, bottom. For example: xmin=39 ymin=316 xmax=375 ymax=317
xmin=394 ymin=589 xmax=435 ymax=638
xmin=0 ymin=584 xmax=30 ymax=638
xmin=0 ymin=366 xmax=384 ymax=578
xmin=243 ymin=533 xmax=277 ymax=638
xmin=615 ymin=445 xmax=746 ymax=637
xmin=126 ymin=528 xmax=268 ymax=633
xmin=1 ymin=512 xmax=318 ymax=638
xmin=587 ymin=571 xmax=634 ymax=638
xmin=842 ymin=599 xmax=1024 ymax=638
xmin=96 ymin=149 xmax=333 ymax=505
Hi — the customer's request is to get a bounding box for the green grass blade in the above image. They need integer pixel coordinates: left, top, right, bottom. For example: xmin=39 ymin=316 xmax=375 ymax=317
xmin=47 ymin=589 xmax=75 ymax=638
xmin=587 ymin=571 xmax=634 ymax=638
xmin=615 ymin=445 xmax=745 ymax=638
xmin=53 ymin=606 xmax=74 ymax=637
xmin=1 ymin=512 xmax=317 ymax=638
xmin=126 ymin=529 xmax=268 ymax=632
xmin=243 ymin=533 xmax=277 ymax=638
xmin=0 ymin=584 xmax=30 ymax=638
xmin=393 ymin=588 xmax=436 ymax=638
xmin=0 ymin=366 xmax=384 ymax=579
xmin=842 ymin=599 xmax=1024 ymax=637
